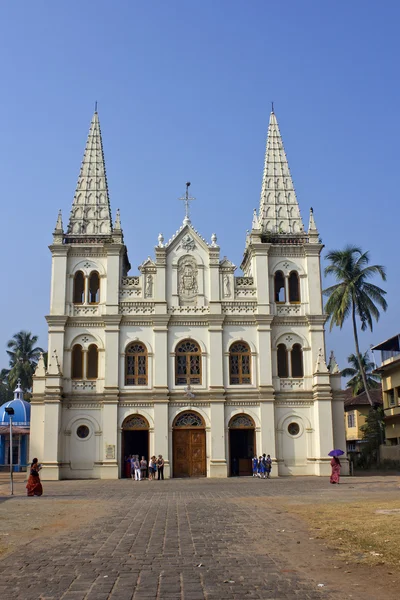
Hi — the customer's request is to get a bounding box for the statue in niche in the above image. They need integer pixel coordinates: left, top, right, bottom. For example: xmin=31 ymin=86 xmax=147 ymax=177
xmin=145 ymin=274 xmax=153 ymax=298
xmin=223 ymin=274 xmax=231 ymax=297
xmin=178 ymin=257 xmax=198 ymax=302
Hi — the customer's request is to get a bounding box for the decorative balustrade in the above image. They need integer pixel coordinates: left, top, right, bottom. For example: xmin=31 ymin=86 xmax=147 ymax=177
xmin=119 ymin=302 xmax=155 ymax=315
xmin=222 ymin=301 xmax=257 ymax=314
xmin=279 ymin=378 xmax=304 ymax=390
xmin=121 ymin=276 xmax=140 ymax=287
xmin=73 ymin=305 xmax=99 ymax=316
xmin=71 ymin=381 xmax=97 ymax=392
xmin=235 ymin=277 xmax=254 ymax=287
xmin=276 ymin=304 xmax=302 ymax=316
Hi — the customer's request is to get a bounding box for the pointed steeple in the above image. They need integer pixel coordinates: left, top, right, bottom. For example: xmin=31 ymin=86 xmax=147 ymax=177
xmin=328 ymin=351 xmax=340 ymax=374
xmin=258 ymin=110 xmax=304 ymax=235
xmin=66 ymin=109 xmax=112 ymax=239
xmin=53 ymin=209 xmax=64 ymax=243
xmin=308 ymin=207 xmax=319 ymax=243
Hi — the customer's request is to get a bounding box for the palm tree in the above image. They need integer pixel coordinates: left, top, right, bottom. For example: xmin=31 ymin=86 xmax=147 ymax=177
xmin=341 ymin=351 xmax=380 ymax=396
xmin=5 ymin=331 xmax=44 ymax=392
xmin=323 ymin=246 xmax=387 ymax=407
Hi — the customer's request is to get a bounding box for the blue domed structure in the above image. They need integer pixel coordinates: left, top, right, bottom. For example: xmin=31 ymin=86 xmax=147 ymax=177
xmin=0 ymin=380 xmax=31 ymax=472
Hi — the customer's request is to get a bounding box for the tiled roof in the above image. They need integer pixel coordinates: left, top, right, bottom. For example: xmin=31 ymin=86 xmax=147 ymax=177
xmin=344 ymin=387 xmax=382 ymax=408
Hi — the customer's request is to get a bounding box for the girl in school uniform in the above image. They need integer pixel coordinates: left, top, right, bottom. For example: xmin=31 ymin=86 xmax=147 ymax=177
xmin=258 ymin=456 xmax=265 ymax=478
xmin=252 ymin=455 xmax=258 ymax=477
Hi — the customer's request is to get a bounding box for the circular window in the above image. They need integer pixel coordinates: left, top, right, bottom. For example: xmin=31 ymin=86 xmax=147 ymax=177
xmin=77 ymin=425 xmax=90 ymax=439
xmin=288 ymin=422 xmax=300 ymax=436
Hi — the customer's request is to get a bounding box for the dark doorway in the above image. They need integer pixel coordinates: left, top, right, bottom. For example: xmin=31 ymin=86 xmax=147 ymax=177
xmin=229 ymin=429 xmax=255 ymax=476
xmin=122 ymin=430 xmax=149 ymax=478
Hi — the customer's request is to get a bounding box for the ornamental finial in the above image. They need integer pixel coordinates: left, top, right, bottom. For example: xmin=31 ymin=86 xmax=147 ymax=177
xmin=179 ymin=182 xmax=195 ymax=225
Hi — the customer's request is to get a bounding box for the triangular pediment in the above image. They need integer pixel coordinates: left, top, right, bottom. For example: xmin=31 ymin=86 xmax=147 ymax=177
xmin=139 ymin=257 xmax=156 ymax=272
xmin=164 ymin=223 xmax=210 ymax=254
xmin=219 ymin=256 xmax=237 ymax=272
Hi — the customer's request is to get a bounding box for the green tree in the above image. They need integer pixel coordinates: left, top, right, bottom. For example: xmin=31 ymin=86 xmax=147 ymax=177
xmin=323 ymin=246 xmax=387 ymax=407
xmin=4 ymin=331 xmax=44 ymax=392
xmin=341 ymin=351 xmax=381 ymax=396
xmin=360 ymin=407 xmax=385 ymax=466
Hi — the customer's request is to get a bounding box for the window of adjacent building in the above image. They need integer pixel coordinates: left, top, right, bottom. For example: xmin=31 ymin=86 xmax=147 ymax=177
xmin=274 ymin=271 xmax=286 ymax=303
xmin=388 ymin=389 xmax=395 ymax=406
xmin=347 ymin=412 xmax=355 ymax=428
xmin=88 ymin=271 xmax=100 ymax=304
xmin=229 ymin=342 xmax=251 ymax=385
xmin=73 ymin=271 xmax=85 ymax=304
xmin=125 ymin=342 xmax=148 ymax=386
xmin=87 ymin=344 xmax=99 ymax=379
xmin=288 ymin=271 xmax=300 ymax=303
xmin=347 ymin=442 xmax=356 ymax=452
xmin=291 ymin=344 xmax=303 ymax=378
xmin=175 ymin=339 xmax=202 ymax=385
xmin=277 ymin=344 xmax=288 ymax=378
xmin=71 ymin=344 xmax=84 ymax=379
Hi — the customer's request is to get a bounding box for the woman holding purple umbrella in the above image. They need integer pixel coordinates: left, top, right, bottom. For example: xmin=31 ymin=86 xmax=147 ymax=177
xmin=329 ymin=449 xmax=343 ymax=484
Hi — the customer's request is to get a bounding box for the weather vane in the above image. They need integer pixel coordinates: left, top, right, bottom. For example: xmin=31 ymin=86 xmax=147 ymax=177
xmin=178 ymin=182 xmax=196 ymax=225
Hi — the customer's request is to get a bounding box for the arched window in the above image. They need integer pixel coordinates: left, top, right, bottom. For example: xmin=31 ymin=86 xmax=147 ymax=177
xmin=87 ymin=344 xmax=98 ymax=379
xmin=175 ymin=339 xmax=202 ymax=385
xmin=229 ymin=342 xmax=251 ymax=385
xmin=71 ymin=344 xmax=83 ymax=379
xmin=125 ymin=342 xmax=148 ymax=386
xmin=288 ymin=271 xmax=300 ymax=303
xmin=277 ymin=344 xmax=288 ymax=378
xmin=274 ymin=271 xmax=286 ymax=303
xmin=291 ymin=344 xmax=304 ymax=378
xmin=73 ymin=271 xmax=85 ymax=304
xmin=88 ymin=271 xmax=100 ymax=304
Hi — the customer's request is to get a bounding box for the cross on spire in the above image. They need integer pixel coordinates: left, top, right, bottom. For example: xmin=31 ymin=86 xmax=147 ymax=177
xmin=179 ymin=182 xmax=195 ymax=225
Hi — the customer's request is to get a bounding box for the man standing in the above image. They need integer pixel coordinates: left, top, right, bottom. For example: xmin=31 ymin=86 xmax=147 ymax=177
xmin=134 ymin=455 xmax=141 ymax=481
xmin=157 ymin=455 xmax=165 ymax=480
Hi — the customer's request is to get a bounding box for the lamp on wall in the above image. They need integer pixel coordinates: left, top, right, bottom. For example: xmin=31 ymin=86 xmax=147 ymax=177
xmin=4 ymin=407 xmax=14 ymax=495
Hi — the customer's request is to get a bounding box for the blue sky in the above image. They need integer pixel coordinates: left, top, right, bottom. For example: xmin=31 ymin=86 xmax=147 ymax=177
xmin=0 ymin=1 xmax=399 ymax=373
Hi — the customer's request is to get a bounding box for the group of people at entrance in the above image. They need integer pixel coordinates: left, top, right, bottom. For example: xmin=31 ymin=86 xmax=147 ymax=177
xmin=125 ymin=455 xmax=165 ymax=480
xmin=252 ymin=454 xmax=272 ymax=479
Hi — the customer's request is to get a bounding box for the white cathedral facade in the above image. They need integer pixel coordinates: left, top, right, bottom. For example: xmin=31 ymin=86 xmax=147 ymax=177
xmin=30 ymin=109 xmax=347 ymax=480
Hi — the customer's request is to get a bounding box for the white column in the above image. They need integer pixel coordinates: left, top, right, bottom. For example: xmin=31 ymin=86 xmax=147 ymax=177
xmin=49 ymin=246 xmax=69 ymax=315
xmin=209 ymin=402 xmax=227 ymax=477
xmin=101 ymin=402 xmax=118 ymax=479
xmin=154 ymin=403 xmax=170 ymax=477
xmin=260 ymin=401 xmax=277 ymax=472
xmin=42 ymin=401 xmax=61 ymax=480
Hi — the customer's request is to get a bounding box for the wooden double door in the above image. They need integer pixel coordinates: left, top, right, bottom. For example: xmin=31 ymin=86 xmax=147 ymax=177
xmin=173 ymin=429 xmax=206 ymax=477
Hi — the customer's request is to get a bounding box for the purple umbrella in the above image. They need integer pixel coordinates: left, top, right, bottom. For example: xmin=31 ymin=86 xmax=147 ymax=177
xmin=328 ymin=449 xmax=345 ymax=457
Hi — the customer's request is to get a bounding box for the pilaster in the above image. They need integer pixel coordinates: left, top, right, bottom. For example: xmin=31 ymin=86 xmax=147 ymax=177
xmin=210 ymin=402 xmax=227 ymax=477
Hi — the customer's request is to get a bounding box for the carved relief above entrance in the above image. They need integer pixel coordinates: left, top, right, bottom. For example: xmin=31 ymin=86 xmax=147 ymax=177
xmin=178 ymin=256 xmax=198 ymax=305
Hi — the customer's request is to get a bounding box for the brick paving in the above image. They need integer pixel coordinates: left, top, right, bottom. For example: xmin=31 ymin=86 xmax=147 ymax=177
xmin=0 ymin=477 xmax=359 ymax=600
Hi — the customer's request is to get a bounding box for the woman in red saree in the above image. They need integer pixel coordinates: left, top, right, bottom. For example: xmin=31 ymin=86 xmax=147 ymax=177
xmin=26 ymin=458 xmax=43 ymax=496
xmin=330 ymin=456 xmax=341 ymax=484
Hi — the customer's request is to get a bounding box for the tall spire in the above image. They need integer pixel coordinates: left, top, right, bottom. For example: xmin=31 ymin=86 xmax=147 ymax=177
xmin=66 ymin=109 xmax=112 ymax=239
xmin=258 ymin=110 xmax=304 ymax=235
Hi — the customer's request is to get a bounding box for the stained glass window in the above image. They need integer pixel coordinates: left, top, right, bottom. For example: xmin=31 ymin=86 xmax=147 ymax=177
xmin=175 ymin=340 xmax=201 ymax=385
xmin=229 ymin=414 xmax=254 ymax=428
xmin=229 ymin=342 xmax=251 ymax=385
xmin=174 ymin=412 xmax=204 ymax=427
xmin=125 ymin=342 xmax=148 ymax=385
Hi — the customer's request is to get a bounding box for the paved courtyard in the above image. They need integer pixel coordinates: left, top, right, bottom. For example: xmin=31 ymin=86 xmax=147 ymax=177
xmin=0 ymin=475 xmax=399 ymax=600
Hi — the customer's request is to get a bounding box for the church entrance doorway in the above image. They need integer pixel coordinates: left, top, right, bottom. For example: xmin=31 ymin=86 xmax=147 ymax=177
xmin=121 ymin=415 xmax=149 ymax=479
xmin=228 ymin=414 xmax=255 ymax=476
xmin=173 ymin=411 xmax=206 ymax=478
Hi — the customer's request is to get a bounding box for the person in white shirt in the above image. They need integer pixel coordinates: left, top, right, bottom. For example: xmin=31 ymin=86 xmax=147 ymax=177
xmin=133 ymin=455 xmax=141 ymax=481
